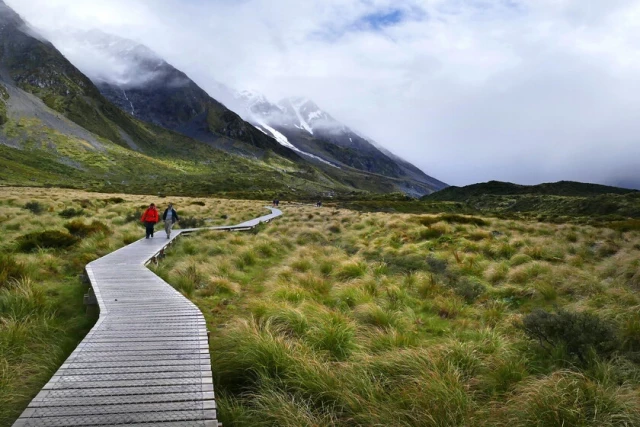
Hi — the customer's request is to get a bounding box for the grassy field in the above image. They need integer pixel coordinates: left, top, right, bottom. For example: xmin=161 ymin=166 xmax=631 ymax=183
xmin=156 ymin=202 xmax=640 ymax=426
xmin=0 ymin=186 xmax=264 ymax=425
xmin=1 ymin=187 xmax=639 ymax=426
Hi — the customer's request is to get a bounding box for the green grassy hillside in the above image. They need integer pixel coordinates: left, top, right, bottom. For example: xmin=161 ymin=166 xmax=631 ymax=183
xmin=416 ymin=181 xmax=640 ymax=221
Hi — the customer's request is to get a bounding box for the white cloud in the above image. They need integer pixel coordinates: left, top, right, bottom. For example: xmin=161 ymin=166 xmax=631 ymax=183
xmin=6 ymin=0 xmax=640 ymax=188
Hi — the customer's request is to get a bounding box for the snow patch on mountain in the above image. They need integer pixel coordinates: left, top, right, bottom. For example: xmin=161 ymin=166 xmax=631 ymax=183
xmin=285 ymin=98 xmax=314 ymax=135
xmin=257 ymin=122 xmax=295 ymax=150
xmin=255 ymin=122 xmax=338 ymax=168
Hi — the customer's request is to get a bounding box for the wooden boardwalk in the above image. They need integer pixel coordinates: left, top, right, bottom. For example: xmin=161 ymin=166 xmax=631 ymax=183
xmin=13 ymin=208 xmax=282 ymax=427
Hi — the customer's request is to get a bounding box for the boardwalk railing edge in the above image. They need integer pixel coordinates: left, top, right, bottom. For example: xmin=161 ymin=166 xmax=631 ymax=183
xmin=13 ymin=207 xmax=282 ymax=427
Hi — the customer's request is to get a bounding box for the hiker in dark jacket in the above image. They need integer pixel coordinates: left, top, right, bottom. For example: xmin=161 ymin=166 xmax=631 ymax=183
xmin=140 ymin=203 xmax=159 ymax=239
xmin=162 ymin=203 xmax=180 ymax=239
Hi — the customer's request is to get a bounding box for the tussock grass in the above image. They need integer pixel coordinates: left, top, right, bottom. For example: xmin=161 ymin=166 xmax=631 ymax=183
xmin=497 ymin=371 xmax=640 ymax=426
xmin=0 ymin=187 xmax=267 ymax=425
xmin=4 ymin=187 xmax=640 ymax=426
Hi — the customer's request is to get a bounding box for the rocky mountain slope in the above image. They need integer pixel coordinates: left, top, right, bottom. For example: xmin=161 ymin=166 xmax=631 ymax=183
xmin=0 ymin=2 xmax=445 ymax=197
xmin=48 ymin=29 xmax=298 ymax=160
xmin=53 ymin=30 xmax=445 ymax=196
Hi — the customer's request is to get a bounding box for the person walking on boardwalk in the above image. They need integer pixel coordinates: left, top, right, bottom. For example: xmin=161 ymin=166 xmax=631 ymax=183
xmin=162 ymin=203 xmax=180 ymax=239
xmin=140 ymin=203 xmax=159 ymax=239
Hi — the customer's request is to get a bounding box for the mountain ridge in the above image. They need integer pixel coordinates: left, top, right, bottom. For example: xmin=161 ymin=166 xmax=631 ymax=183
xmin=234 ymin=90 xmax=447 ymax=194
xmin=53 ymin=29 xmax=445 ymax=195
xmin=0 ymin=4 xmax=446 ymax=198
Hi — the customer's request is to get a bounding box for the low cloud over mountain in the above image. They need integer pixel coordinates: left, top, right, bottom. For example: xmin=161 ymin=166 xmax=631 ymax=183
xmin=7 ymin=0 xmax=640 ymax=188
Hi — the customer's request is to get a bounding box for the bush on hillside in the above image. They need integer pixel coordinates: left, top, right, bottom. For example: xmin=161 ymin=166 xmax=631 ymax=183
xmin=59 ymin=208 xmax=85 ymax=218
xmin=519 ymin=309 xmax=619 ymax=363
xmin=179 ymin=217 xmax=206 ymax=229
xmin=448 ymin=277 xmax=486 ymax=303
xmin=125 ymin=210 xmax=143 ymax=223
xmin=24 ymin=201 xmax=45 ymax=215
xmin=64 ymin=220 xmax=110 ymax=238
xmin=418 ymin=214 xmax=488 ymax=227
xmin=105 ymin=197 xmax=125 ymax=204
xmin=16 ymin=230 xmax=79 ymax=252
xmin=383 ymin=253 xmax=428 ymax=273
xmin=607 ymin=220 xmax=640 ymax=232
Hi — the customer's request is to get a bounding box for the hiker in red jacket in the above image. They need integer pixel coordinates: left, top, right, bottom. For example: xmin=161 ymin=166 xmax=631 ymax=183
xmin=140 ymin=203 xmax=159 ymax=239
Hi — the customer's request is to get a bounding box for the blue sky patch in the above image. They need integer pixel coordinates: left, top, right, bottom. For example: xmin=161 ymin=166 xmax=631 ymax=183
xmin=358 ymin=9 xmax=406 ymax=30
xmin=309 ymin=5 xmax=426 ymax=43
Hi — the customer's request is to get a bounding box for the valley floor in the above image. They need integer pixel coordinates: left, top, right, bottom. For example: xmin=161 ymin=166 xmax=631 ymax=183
xmin=1 ymin=187 xmax=639 ymax=426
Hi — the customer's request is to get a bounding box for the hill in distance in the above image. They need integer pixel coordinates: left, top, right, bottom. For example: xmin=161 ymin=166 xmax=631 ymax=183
xmin=425 ymin=180 xmax=638 ymax=201
xmin=422 ymin=180 xmax=640 ymax=219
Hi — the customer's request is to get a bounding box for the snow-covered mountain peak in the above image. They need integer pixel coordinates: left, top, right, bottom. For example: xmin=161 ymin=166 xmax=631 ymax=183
xmin=237 ymin=89 xmax=269 ymax=106
xmin=234 ymin=89 xmax=283 ymax=119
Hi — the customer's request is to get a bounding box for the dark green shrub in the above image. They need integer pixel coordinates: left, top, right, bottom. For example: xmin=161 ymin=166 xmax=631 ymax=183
xmin=327 ymin=224 xmax=341 ymax=234
xmin=64 ymin=220 xmax=109 ymax=238
xmin=383 ymin=253 xmax=427 ymax=273
xmin=249 ymin=222 xmax=266 ymax=235
xmin=418 ymin=214 xmax=488 ymax=227
xmin=608 ymin=220 xmax=640 ymax=232
xmin=17 ymin=230 xmax=79 ymax=252
xmin=125 ymin=210 xmax=143 ymax=223
xmin=419 ymin=227 xmax=446 ymax=240
xmin=520 ymin=309 xmax=619 ymax=363
xmin=417 ymin=215 xmax=447 ymax=226
xmin=448 ymin=277 xmax=486 ymax=303
xmin=179 ymin=217 xmax=205 ymax=229
xmin=59 ymin=208 xmax=85 ymax=218
xmin=440 ymin=214 xmax=488 ymax=226
xmin=0 ymin=254 xmax=27 ymax=287
xmin=426 ymin=255 xmax=448 ymax=274
xmin=24 ymin=201 xmax=45 ymax=215
xmin=105 ymin=197 xmax=125 ymax=204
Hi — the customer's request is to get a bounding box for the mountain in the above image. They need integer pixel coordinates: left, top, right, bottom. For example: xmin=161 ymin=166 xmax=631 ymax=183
xmin=46 ymin=29 xmax=445 ymax=196
xmin=0 ymin=2 xmax=449 ymax=198
xmin=50 ymin=29 xmax=298 ymax=160
xmin=0 ymin=2 xmax=342 ymax=196
xmin=235 ymin=91 xmax=447 ymax=195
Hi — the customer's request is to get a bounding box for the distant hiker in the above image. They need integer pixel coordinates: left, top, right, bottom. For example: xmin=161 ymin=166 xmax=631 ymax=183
xmin=162 ymin=203 xmax=180 ymax=239
xmin=275 ymin=199 xmax=280 ymax=207
xmin=316 ymin=201 xmax=322 ymax=207
xmin=140 ymin=203 xmax=159 ymax=239
xmin=272 ymin=199 xmax=277 ymax=207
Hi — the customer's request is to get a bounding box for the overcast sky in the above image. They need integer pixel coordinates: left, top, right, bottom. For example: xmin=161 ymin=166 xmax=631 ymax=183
xmin=7 ymin=0 xmax=640 ymax=188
